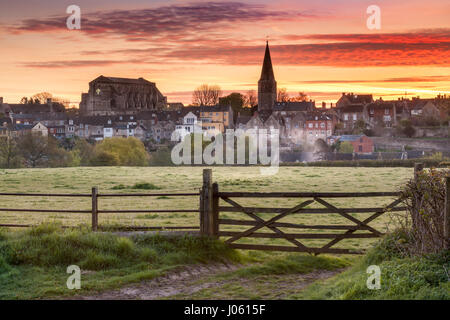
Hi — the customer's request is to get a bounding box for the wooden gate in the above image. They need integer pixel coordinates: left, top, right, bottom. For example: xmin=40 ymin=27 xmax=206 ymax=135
xmin=200 ymin=169 xmax=405 ymax=255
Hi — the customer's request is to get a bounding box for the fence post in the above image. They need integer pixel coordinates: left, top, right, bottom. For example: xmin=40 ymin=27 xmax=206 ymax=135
xmin=92 ymin=187 xmax=98 ymax=232
xmin=445 ymin=176 xmax=450 ymax=250
xmin=212 ymin=182 xmax=219 ymax=238
xmin=200 ymin=169 xmax=213 ymax=236
xmin=414 ymin=162 xmax=423 ymax=181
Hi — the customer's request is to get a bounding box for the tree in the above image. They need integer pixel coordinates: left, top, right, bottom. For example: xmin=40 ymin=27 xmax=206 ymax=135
xmin=192 ymin=84 xmax=222 ymax=106
xmin=31 ymin=92 xmax=70 ymax=108
xmin=218 ymin=92 xmax=246 ymax=121
xmin=93 ymin=137 xmax=149 ymax=166
xmin=17 ymin=133 xmax=49 ymax=168
xmin=289 ymin=92 xmax=308 ymax=102
xmin=277 ymin=88 xmax=289 ymax=102
xmin=73 ymin=139 xmax=94 ymax=166
xmin=31 ymin=92 xmax=52 ymax=104
xmin=0 ymin=137 xmax=22 ymax=168
xmin=244 ymin=90 xmax=257 ymax=108
xmin=352 ymin=119 xmax=367 ymax=134
xmin=338 ymin=141 xmax=354 ymax=153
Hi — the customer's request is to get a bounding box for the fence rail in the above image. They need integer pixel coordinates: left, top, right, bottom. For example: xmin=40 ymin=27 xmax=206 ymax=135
xmin=0 ymin=189 xmax=200 ymax=231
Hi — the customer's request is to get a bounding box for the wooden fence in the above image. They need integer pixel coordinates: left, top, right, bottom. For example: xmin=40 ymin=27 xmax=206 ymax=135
xmin=0 ymin=189 xmax=200 ymax=231
xmin=1 ymin=163 xmax=448 ymax=253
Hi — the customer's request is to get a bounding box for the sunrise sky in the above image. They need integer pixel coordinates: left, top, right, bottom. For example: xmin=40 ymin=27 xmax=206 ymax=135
xmin=0 ymin=0 xmax=449 ymax=107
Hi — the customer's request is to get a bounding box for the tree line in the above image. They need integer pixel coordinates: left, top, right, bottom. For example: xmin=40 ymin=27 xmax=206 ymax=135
xmin=0 ymin=134 xmax=150 ymax=168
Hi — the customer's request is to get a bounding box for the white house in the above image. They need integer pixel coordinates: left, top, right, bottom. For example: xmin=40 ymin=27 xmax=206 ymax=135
xmin=175 ymin=111 xmax=202 ymax=140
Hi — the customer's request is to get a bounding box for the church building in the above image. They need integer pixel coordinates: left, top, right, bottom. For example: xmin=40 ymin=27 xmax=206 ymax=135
xmin=79 ymin=76 xmax=167 ymax=116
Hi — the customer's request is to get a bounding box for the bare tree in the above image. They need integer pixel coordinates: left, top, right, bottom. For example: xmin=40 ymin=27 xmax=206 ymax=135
xmin=289 ymin=92 xmax=308 ymax=102
xmin=31 ymin=92 xmax=70 ymax=108
xmin=244 ymin=90 xmax=257 ymax=108
xmin=192 ymin=84 xmax=222 ymax=106
xmin=31 ymin=92 xmax=52 ymax=104
xmin=277 ymin=88 xmax=289 ymax=102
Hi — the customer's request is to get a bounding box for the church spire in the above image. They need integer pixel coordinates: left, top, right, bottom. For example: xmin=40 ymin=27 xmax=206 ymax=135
xmin=259 ymin=41 xmax=275 ymax=81
xmin=257 ymin=41 xmax=277 ymax=111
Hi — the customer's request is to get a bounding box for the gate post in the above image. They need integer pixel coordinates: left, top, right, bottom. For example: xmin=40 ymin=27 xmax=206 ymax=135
xmin=212 ymin=182 xmax=219 ymax=238
xmin=91 ymin=187 xmax=98 ymax=232
xmin=445 ymin=176 xmax=450 ymax=250
xmin=200 ymin=169 xmax=213 ymax=236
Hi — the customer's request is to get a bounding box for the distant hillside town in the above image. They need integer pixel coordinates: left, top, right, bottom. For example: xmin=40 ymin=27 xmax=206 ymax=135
xmin=0 ymin=42 xmax=449 ymax=157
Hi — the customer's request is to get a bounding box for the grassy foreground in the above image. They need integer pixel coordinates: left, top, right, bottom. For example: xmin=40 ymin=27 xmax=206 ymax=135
xmin=0 ymin=224 xmax=243 ymax=299
xmin=0 ymin=224 xmax=355 ymax=300
xmin=294 ymin=232 xmax=450 ymax=300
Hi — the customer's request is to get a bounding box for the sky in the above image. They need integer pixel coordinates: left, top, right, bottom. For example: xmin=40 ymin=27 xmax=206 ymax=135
xmin=0 ymin=0 xmax=449 ymax=107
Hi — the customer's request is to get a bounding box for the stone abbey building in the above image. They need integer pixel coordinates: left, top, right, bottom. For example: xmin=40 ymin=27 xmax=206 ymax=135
xmin=79 ymin=76 xmax=167 ymax=116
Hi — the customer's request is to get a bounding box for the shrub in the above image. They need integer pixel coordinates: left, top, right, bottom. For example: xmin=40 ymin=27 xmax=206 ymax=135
xmin=90 ymin=150 xmax=120 ymax=166
xmin=94 ymin=137 xmax=149 ymax=166
xmin=400 ymin=168 xmax=450 ymax=254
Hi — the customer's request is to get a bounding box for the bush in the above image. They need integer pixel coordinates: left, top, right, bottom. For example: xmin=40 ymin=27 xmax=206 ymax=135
xmin=338 ymin=141 xmax=354 ymax=153
xmin=400 ymin=168 xmax=450 ymax=254
xmin=94 ymin=137 xmax=149 ymax=166
xmin=90 ymin=150 xmax=120 ymax=166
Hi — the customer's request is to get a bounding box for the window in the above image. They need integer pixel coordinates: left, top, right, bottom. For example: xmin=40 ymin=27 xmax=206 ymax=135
xmin=320 ymin=123 xmax=325 ymax=128
xmin=344 ymin=114 xmax=349 ymax=121
xmin=360 ymin=137 xmax=363 ymax=143
xmin=358 ymin=145 xmax=363 ymax=152
xmin=370 ymin=108 xmax=374 ymax=115
xmin=353 ymin=113 xmax=357 ymax=121
xmin=308 ymin=123 xmax=313 ymax=128
xmin=385 ymin=108 xmax=389 ymax=115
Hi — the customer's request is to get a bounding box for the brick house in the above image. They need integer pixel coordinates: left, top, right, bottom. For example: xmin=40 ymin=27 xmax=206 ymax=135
xmin=339 ymin=135 xmax=374 ymax=154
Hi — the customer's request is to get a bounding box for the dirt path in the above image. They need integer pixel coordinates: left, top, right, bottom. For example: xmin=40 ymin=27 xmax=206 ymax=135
xmin=75 ymin=263 xmax=343 ymax=300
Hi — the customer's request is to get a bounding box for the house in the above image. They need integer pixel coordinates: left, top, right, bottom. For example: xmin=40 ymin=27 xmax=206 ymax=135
xmin=338 ymin=104 xmax=366 ymax=130
xmin=304 ymin=113 xmax=334 ymax=145
xmin=336 ymin=93 xmax=373 ymax=109
xmin=366 ymin=101 xmax=396 ymax=127
xmin=338 ymin=135 xmax=374 ymax=154
xmin=47 ymin=125 xmax=65 ymax=138
xmin=175 ymin=111 xmax=202 ymax=140
xmin=31 ymin=122 xmax=48 ymax=136
xmin=410 ymin=100 xmax=440 ymax=119
xmin=199 ymin=105 xmax=234 ymax=131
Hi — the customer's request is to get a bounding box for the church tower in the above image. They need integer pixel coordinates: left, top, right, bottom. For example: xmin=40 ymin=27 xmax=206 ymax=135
xmin=258 ymin=41 xmax=277 ymax=111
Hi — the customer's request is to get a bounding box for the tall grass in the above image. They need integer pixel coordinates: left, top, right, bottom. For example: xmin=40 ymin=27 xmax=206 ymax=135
xmin=0 ymin=224 xmax=243 ymax=299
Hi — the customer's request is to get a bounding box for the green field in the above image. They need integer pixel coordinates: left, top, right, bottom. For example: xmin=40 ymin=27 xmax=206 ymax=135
xmin=0 ymin=166 xmax=413 ymax=252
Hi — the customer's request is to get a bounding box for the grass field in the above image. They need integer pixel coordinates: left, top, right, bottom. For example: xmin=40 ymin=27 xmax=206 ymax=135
xmin=3 ymin=166 xmax=447 ymax=300
xmin=0 ymin=166 xmax=413 ymax=252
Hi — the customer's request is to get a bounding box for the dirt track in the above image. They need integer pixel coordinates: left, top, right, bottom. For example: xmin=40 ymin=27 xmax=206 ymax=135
xmin=75 ymin=263 xmax=342 ymax=300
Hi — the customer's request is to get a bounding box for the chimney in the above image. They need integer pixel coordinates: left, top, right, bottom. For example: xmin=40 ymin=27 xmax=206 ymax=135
xmin=47 ymin=98 xmax=53 ymax=113
xmin=322 ymin=102 xmax=326 ymax=109
xmin=0 ymin=97 xmax=3 ymax=104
